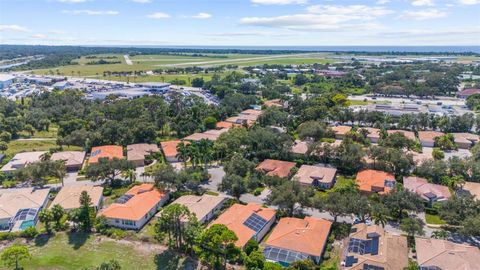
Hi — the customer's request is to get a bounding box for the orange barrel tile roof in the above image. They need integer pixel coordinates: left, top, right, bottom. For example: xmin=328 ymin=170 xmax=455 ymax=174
xmin=265 ymin=217 xmax=332 ymax=257
xmin=356 ymin=169 xmax=396 ymax=194
xmin=256 ymin=159 xmax=296 ymax=178
xmin=160 ymin=140 xmax=184 ymax=159
xmin=89 ymin=145 xmax=124 ymax=163
xmin=98 ymin=184 xmax=168 ymax=221
xmin=387 ymin=130 xmax=416 ymax=141
xmin=211 ymin=203 xmax=276 ymax=248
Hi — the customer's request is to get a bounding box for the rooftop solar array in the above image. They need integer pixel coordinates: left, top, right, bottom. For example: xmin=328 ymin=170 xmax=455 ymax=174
xmin=348 ymin=237 xmax=379 ymax=255
xmin=91 ymin=150 xmax=101 ymax=157
xmin=116 ymin=194 xmax=134 ymax=204
xmin=384 ymin=180 xmax=395 ymax=188
xmin=363 ymin=264 xmax=385 ymax=270
xmin=243 ymin=213 xmax=268 ymax=233
xmin=12 ymin=208 xmax=38 ymax=223
xmin=263 ymin=246 xmax=309 ymax=264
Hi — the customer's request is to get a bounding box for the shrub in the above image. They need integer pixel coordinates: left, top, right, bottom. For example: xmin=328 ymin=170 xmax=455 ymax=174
xmin=105 ymin=228 xmax=127 ymax=239
xmin=20 ymin=227 xmax=39 ymax=239
xmin=0 ymin=232 xmax=18 ymax=241
xmin=102 ymin=187 xmax=112 ymax=196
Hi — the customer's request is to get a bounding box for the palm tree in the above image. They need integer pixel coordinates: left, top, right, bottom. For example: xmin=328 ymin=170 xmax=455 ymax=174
xmin=54 ymin=161 xmax=67 ymax=187
xmin=372 ymin=210 xmax=388 ymax=228
xmin=187 ymin=143 xmax=201 ymax=169
xmin=198 ymin=139 xmax=213 ymax=170
xmin=122 ymin=169 xmax=137 ymax=184
xmin=176 ymin=142 xmax=189 ymax=169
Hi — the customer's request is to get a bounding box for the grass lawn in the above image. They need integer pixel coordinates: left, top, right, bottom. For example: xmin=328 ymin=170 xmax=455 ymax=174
xmin=320 ymin=243 xmax=341 ymax=270
xmin=1 ymin=140 xmax=82 ymax=166
xmin=425 ymin=213 xmax=446 ymax=225
xmin=18 ymin=124 xmax=59 ymax=139
xmin=5 ymin=232 xmax=196 ymax=270
xmin=348 ymin=99 xmax=391 ymax=106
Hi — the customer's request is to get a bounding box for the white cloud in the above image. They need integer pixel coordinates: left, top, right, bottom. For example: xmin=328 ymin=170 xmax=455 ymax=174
xmin=147 ymin=12 xmax=171 ymax=19
xmin=49 ymin=30 xmax=66 ymax=34
xmin=399 ymin=9 xmax=447 ymax=20
xmin=376 ymin=0 xmax=391 ymax=4
xmin=379 ymin=28 xmax=480 ymax=37
xmin=206 ymin=30 xmax=298 ymax=37
xmin=56 ymin=0 xmax=89 ymax=3
xmin=30 ymin=34 xmax=47 ymax=39
xmin=62 ymin=10 xmax=119 ymax=15
xmin=458 ymin=0 xmax=480 ymax=4
xmin=251 ymin=0 xmax=307 ymax=5
xmin=0 ymin=24 xmax=30 ymax=32
xmin=131 ymin=0 xmax=152 ymax=3
xmin=412 ymin=0 xmax=435 ymax=6
xmin=190 ymin=13 xmax=212 ymax=19
xmin=240 ymin=5 xmax=392 ymax=31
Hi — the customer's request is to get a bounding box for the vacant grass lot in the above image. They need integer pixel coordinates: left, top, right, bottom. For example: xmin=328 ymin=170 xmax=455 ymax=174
xmin=1 ymin=140 xmax=82 ymax=167
xmin=2 ymin=232 xmax=196 ymax=270
xmin=29 ymin=52 xmax=339 ymax=79
xmin=425 ymin=213 xmax=446 ymax=225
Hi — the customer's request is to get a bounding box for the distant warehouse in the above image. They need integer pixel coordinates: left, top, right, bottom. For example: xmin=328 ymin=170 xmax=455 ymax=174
xmin=135 ymin=82 xmax=170 ymax=92
xmin=0 ymin=74 xmax=15 ymax=89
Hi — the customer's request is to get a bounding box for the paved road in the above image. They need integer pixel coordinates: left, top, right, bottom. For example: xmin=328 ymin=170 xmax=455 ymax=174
xmin=124 ymin=54 xmax=133 ymax=65
xmin=15 ymin=138 xmax=56 ymax=141
xmin=202 ymin=166 xmax=225 ymax=192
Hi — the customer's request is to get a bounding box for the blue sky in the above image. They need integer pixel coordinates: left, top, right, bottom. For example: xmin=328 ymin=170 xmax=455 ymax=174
xmin=0 ymin=0 xmax=479 ymax=46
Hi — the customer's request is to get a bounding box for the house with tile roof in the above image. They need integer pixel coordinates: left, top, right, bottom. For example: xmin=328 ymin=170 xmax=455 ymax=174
xmin=211 ymin=203 xmax=276 ymax=248
xmin=51 ymin=151 xmax=86 ymax=171
xmin=98 ymin=184 xmax=169 ymax=230
xmin=160 ymin=140 xmax=188 ymax=163
xmin=89 ymin=145 xmax=124 ymax=164
xmin=331 ymin=125 xmax=352 ymax=139
xmin=418 ymin=131 xmax=445 ymax=147
xmin=403 ymin=176 xmax=450 ymax=205
xmin=342 ymin=224 xmax=408 ymax=270
xmin=183 ymin=128 xmax=229 ymax=142
xmin=263 ymin=217 xmax=332 ymax=266
xmin=458 ymin=181 xmax=480 ymax=200
xmin=216 ymin=121 xmax=238 ymax=129
xmin=415 ymin=238 xmax=480 ymax=270
xmin=359 ymin=127 xmax=381 ymax=143
xmin=127 ymin=143 xmax=159 ymax=167
xmin=293 ymin=165 xmax=337 ymax=189
xmin=162 ymin=194 xmax=226 ymax=224
xmin=452 ymin=133 xmax=479 ymax=149
xmin=457 ymin=88 xmax=480 ymax=99
xmin=256 ymin=159 xmax=296 ymax=179
xmin=50 ymin=186 xmax=103 ymax=211
xmin=291 ymin=140 xmax=310 ymax=155
xmin=0 ymin=151 xmax=46 ymax=172
xmin=387 ymin=130 xmax=416 ymax=141
xmin=356 ymin=169 xmax=396 ymax=195
xmin=0 ymin=188 xmax=50 ymax=232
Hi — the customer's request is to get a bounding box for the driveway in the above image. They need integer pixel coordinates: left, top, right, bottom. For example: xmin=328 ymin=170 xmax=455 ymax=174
xmin=202 ymin=166 xmax=225 ymax=192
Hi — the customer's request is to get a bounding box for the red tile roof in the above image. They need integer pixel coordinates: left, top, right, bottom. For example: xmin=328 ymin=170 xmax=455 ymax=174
xmin=265 ymin=217 xmax=332 ymax=257
xmin=211 ymin=203 xmax=276 ymax=248
xmin=356 ymin=169 xmax=395 ymax=194
xmin=89 ymin=145 xmax=123 ymax=164
xmin=256 ymin=159 xmax=296 ymax=178
xmin=99 ymin=184 xmax=167 ymax=221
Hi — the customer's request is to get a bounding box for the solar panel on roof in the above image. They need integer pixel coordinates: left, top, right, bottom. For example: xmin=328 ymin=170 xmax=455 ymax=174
xmin=263 ymin=246 xmax=309 ymax=264
xmin=116 ymin=194 xmax=134 ymax=204
xmin=363 ymin=264 xmax=384 ymax=270
xmin=91 ymin=150 xmax=101 ymax=157
xmin=243 ymin=213 xmax=268 ymax=233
